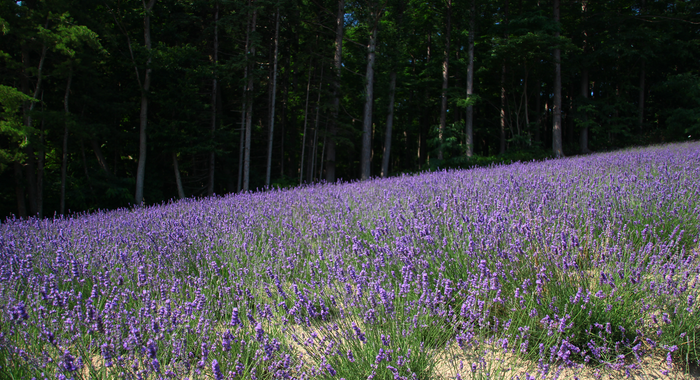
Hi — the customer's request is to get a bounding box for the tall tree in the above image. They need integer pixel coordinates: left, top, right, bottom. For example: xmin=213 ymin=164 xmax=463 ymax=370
xmin=325 ymin=0 xmax=344 ymax=183
xmin=552 ymin=0 xmax=564 ymax=158
xmin=265 ymin=8 xmax=280 ymax=187
xmin=579 ymin=0 xmax=590 ymax=153
xmin=499 ymin=0 xmax=509 ymax=155
xmin=208 ymin=1 xmax=219 ymax=196
xmin=299 ymin=67 xmax=312 ymax=185
xmin=437 ymin=0 xmax=452 ymax=161
xmin=21 ymin=24 xmax=48 ymax=216
xmin=172 ymin=153 xmax=185 ymax=199
xmin=243 ymin=2 xmax=257 ymax=192
xmin=380 ymin=71 xmax=396 ymax=177
xmin=60 ymin=68 xmax=72 ymax=215
xmin=361 ymin=8 xmax=379 ymax=180
xmin=465 ymin=0 xmax=476 ymax=158
xmin=111 ymin=0 xmax=158 ymax=205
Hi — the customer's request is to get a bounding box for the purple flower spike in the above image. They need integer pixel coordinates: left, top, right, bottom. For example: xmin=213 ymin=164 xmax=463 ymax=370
xmin=231 ymin=307 xmax=241 ymax=326
xmin=255 ymin=322 xmax=265 ymax=342
xmin=146 ymin=339 xmax=157 ymax=359
xmin=212 ymin=359 xmax=224 ymax=380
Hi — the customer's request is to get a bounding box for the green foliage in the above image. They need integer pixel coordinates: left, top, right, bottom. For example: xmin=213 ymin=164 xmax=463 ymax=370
xmin=655 ymin=74 xmax=700 ymax=139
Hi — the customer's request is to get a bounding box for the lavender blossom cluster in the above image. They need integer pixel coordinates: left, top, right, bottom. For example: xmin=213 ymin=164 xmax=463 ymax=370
xmin=1 ymin=143 xmax=699 ymax=379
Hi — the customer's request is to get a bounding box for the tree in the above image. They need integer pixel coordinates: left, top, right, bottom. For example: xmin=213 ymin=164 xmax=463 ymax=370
xmin=465 ymin=0 xmax=476 ymax=158
xmin=552 ymin=0 xmax=564 ymax=158
xmin=207 ymin=1 xmax=219 ymax=196
xmin=265 ymin=8 xmax=280 ymax=187
xmin=243 ymin=1 xmax=257 ymax=192
xmin=361 ymin=5 xmax=380 ymax=180
xmin=437 ymin=0 xmax=451 ymax=161
xmin=325 ymin=0 xmax=344 ymax=183
xmin=380 ymin=71 xmax=396 ymax=177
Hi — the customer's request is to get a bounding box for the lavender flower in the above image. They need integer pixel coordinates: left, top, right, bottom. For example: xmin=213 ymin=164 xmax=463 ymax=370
xmin=212 ymin=359 xmax=224 ymax=380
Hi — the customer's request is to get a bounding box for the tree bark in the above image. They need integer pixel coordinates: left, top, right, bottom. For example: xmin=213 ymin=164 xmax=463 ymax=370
xmin=280 ymin=56 xmax=290 ymax=178
xmin=465 ymin=0 xmax=476 ymax=158
xmin=381 ymin=71 xmax=397 ymax=177
xmin=499 ymin=0 xmax=508 ymax=155
xmin=438 ymin=0 xmax=452 ymax=161
xmin=91 ymin=140 xmax=110 ymax=174
xmin=299 ymin=68 xmax=313 ymax=185
xmin=238 ymin=9 xmax=251 ymax=193
xmin=638 ymin=60 xmax=645 ymax=131
xmin=534 ymin=76 xmax=541 ymax=143
xmin=237 ymin=100 xmax=245 ymax=193
xmin=134 ymin=0 xmax=157 ymax=205
xmin=578 ymin=0 xmax=589 ymax=153
xmin=552 ymin=0 xmax=564 ymax=158
xmin=208 ymin=1 xmax=219 ymax=196
xmin=80 ymin=140 xmax=93 ymax=194
xmin=172 ymin=153 xmax=185 ymax=199
xmin=37 ymin=108 xmax=45 ymax=218
xmin=243 ymin=4 xmax=257 ymax=192
xmin=579 ymin=68 xmax=589 ymax=153
xmin=523 ymin=64 xmax=530 ymax=145
xmin=265 ymin=9 xmax=280 ymax=187
xmin=325 ymin=0 xmax=344 ymax=183
xmin=310 ymin=66 xmax=324 ymax=183
xmin=500 ymin=62 xmax=507 ymax=155
xmin=60 ymin=68 xmax=72 ymax=215
xmin=361 ymin=14 xmax=378 ymax=180
xmin=22 ymin=38 xmax=47 ymax=216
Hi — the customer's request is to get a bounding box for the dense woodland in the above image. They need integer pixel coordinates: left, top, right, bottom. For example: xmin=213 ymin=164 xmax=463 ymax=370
xmin=1 ymin=0 xmax=699 ymax=219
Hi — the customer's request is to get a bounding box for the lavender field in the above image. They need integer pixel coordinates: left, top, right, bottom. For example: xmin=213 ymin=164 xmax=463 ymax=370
xmin=2 ymin=143 xmax=700 ymax=380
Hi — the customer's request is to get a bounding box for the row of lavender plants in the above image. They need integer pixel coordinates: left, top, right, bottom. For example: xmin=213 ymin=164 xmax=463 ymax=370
xmin=1 ymin=142 xmax=699 ymax=380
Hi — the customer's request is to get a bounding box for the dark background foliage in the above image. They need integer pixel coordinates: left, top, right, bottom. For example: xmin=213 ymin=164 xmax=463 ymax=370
xmin=1 ymin=0 xmax=698 ymax=219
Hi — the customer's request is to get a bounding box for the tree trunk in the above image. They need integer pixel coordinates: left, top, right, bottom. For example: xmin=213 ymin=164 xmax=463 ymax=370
xmin=381 ymin=71 xmax=397 ymax=177
xmin=172 ymin=153 xmax=185 ymax=199
xmin=579 ymin=0 xmax=589 ymax=153
xmin=91 ymin=140 xmax=110 ymax=174
xmin=638 ymin=60 xmax=645 ymax=131
xmin=60 ymin=68 xmax=72 ymax=215
xmin=310 ymin=66 xmax=324 ymax=183
xmin=37 ymin=112 xmax=45 ymax=218
xmin=238 ymin=11 xmax=251 ymax=193
xmin=243 ymin=5 xmax=257 ymax=192
xmin=208 ymin=1 xmax=219 ymax=196
xmin=419 ymin=33 xmax=431 ymax=170
xmin=499 ymin=0 xmax=509 ymax=155
xmin=466 ymin=0 xmax=476 ymax=158
xmin=438 ymin=0 xmax=452 ymax=161
xmin=552 ymin=0 xmax=564 ymax=158
xmin=325 ymin=0 xmax=344 ymax=183
xmin=580 ymin=68 xmax=589 ymax=153
xmin=135 ymin=0 xmax=157 ymax=205
xmin=299 ymin=68 xmax=313 ymax=185
xmin=280 ymin=56 xmax=290 ymax=178
xmin=22 ymin=39 xmax=47 ymax=216
xmin=237 ymin=103 xmax=245 ymax=192
xmin=500 ymin=62 xmax=507 ymax=155
xmin=265 ymin=9 xmax=280 ymax=187
xmin=80 ymin=140 xmax=93 ymax=193
xmin=361 ymin=15 xmax=378 ymax=180
xmin=567 ymin=80 xmax=575 ymax=146
xmin=534 ymin=75 xmax=541 ymax=143
xmin=523 ymin=64 xmax=530 ymax=145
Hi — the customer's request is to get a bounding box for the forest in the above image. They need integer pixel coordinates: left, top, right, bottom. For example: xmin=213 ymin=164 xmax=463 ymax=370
xmin=1 ymin=0 xmax=699 ymax=219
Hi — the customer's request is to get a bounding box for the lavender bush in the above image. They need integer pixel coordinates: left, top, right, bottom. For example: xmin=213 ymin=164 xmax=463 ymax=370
xmin=1 ymin=142 xmax=699 ymax=379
